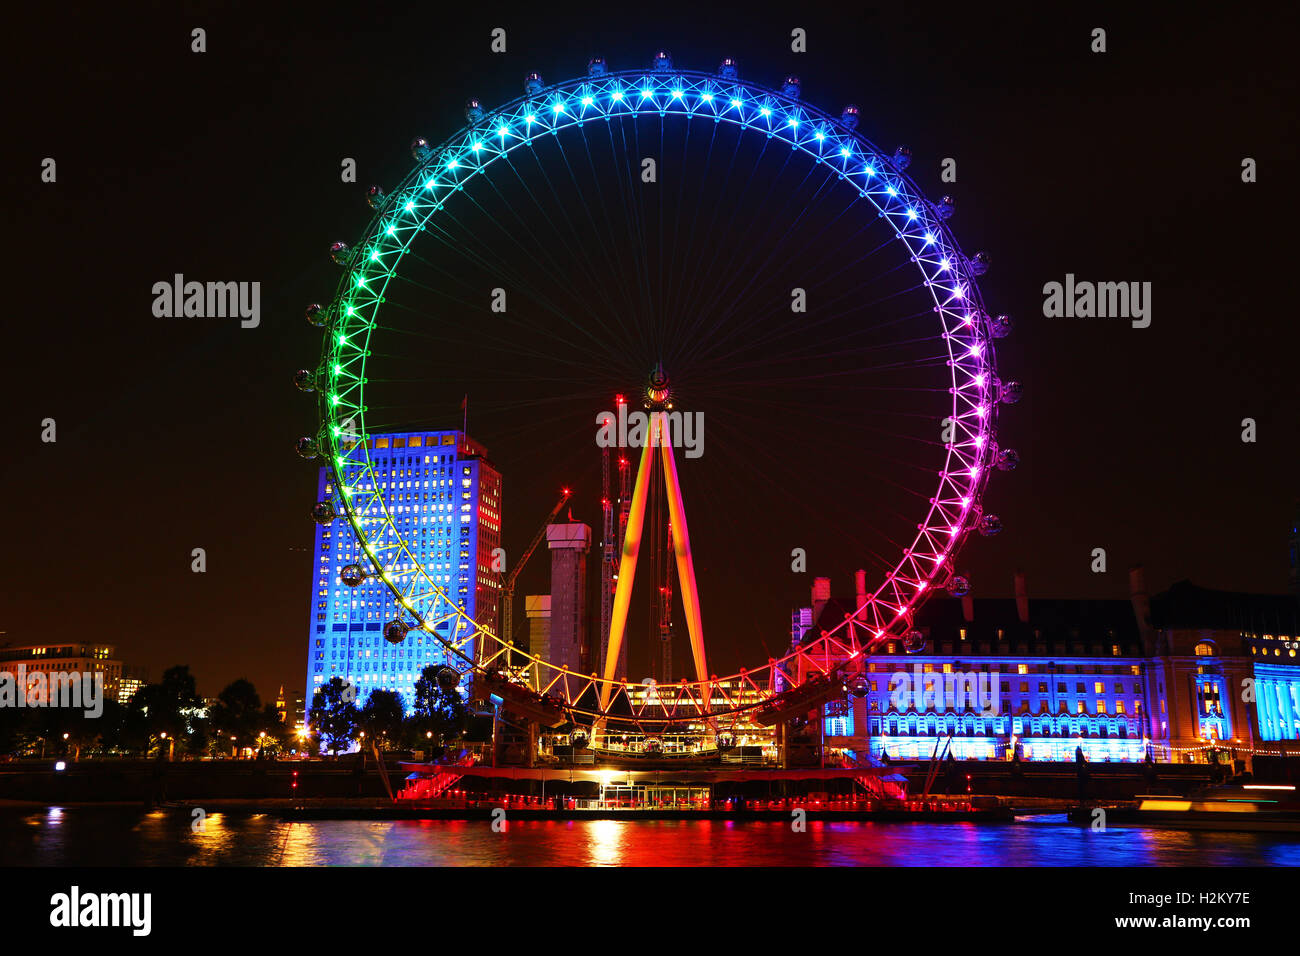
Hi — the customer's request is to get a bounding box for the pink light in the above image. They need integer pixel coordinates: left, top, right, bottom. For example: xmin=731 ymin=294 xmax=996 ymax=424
xmin=974 ymin=436 xmax=985 ymax=448
xmin=974 ymin=373 xmax=986 ymax=386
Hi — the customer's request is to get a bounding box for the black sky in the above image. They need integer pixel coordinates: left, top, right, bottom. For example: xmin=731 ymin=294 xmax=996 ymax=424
xmin=2 ymin=1 xmax=1296 ymax=699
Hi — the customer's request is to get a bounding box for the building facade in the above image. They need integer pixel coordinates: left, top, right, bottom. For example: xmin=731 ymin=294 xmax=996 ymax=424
xmin=790 ymin=569 xmax=1300 ymax=764
xmin=0 ymin=642 xmax=123 ymax=702
xmin=545 ymin=522 xmax=590 ymax=675
xmin=306 ymin=430 xmax=502 ymax=714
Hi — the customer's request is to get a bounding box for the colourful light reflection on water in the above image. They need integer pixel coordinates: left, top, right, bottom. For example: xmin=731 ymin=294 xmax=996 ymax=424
xmin=6 ymin=809 xmax=1300 ymax=867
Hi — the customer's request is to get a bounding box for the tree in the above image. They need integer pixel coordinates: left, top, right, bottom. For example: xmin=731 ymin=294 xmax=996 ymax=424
xmin=309 ymin=678 xmax=360 ymax=756
xmin=207 ymin=679 xmax=263 ymax=755
xmin=131 ymin=665 xmax=203 ymax=758
xmin=255 ymin=702 xmax=292 ymax=757
xmin=359 ymin=688 xmax=406 ymax=752
xmin=411 ymin=665 xmax=468 ymax=752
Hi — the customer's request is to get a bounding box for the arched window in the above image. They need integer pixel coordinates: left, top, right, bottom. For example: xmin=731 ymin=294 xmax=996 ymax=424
xmin=1194 ymin=642 xmax=1215 ymax=657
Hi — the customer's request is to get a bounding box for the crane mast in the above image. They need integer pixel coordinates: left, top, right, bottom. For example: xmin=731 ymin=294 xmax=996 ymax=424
xmin=599 ymin=394 xmax=630 ymax=682
xmin=600 ymin=413 xmax=614 ymax=681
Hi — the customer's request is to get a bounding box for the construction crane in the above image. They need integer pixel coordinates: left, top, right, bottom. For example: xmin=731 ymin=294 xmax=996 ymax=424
xmin=499 ymin=488 xmax=572 ymax=650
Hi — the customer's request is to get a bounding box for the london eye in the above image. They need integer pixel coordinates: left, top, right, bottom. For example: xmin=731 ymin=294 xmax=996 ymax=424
xmin=295 ymin=53 xmax=1017 ymax=738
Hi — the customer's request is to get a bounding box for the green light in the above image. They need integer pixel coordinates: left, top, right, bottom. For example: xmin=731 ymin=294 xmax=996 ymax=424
xmin=329 ymin=394 xmax=340 ymax=405
xmin=333 ymin=363 xmax=342 ymax=374
xmin=370 ymin=251 xmax=380 ymax=261
xmin=337 ymin=333 xmax=347 ymax=345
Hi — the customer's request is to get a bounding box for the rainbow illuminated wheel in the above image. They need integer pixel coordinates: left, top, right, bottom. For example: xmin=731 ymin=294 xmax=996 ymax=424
xmin=294 ymin=53 xmax=1018 ymax=731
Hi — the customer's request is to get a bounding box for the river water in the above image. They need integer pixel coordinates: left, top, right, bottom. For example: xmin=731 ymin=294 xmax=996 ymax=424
xmin=6 ymin=807 xmax=1300 ymax=866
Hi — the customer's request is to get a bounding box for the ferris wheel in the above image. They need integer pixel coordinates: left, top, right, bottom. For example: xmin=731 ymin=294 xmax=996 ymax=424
xmin=295 ymin=52 xmax=1018 ymax=732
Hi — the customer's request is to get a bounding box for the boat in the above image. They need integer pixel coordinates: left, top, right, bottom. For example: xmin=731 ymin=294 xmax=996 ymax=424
xmin=1070 ymin=783 xmax=1300 ymax=832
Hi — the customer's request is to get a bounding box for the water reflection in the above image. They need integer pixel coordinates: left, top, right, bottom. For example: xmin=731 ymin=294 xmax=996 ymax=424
xmin=4 ymin=809 xmax=1299 ymax=867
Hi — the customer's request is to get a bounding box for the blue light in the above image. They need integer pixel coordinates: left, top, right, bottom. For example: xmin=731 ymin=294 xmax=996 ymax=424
xmin=887 ymin=185 xmax=898 ymax=197
xmin=788 ymin=118 xmax=799 ymax=128
xmin=611 ymin=90 xmax=624 ymax=101
xmin=525 ymin=114 xmax=535 ymax=124
xmin=470 ymin=142 xmax=483 ymax=152
xmin=641 ymin=88 xmax=652 ymax=98
xmin=672 ymin=89 xmax=683 ymax=99
xmin=497 ymin=126 xmax=508 ymax=136
xmin=552 ymin=102 xmax=564 ymax=114
xmin=815 ymin=131 xmax=825 ymax=141
xmin=701 ymin=92 xmax=713 ymax=102
xmin=581 ymin=95 xmax=593 ymax=106
xmin=840 ymin=147 xmax=850 ymax=157
xmin=907 ymin=208 xmax=917 ymax=220
xmin=864 ymin=166 xmax=875 ymax=177
xmin=924 ymin=232 xmax=935 ymax=244
xmin=730 ymin=98 xmax=741 ymax=108
xmin=760 ymin=106 xmax=771 ymax=117
xmin=446 ymin=159 xmax=459 ymax=169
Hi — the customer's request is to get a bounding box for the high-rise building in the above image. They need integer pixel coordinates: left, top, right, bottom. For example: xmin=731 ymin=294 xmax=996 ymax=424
xmin=525 ymin=594 xmax=551 ymax=691
xmin=306 ymin=430 xmax=502 ymax=714
xmin=116 ymin=665 xmax=148 ymax=705
xmin=545 ymin=522 xmax=591 ymax=675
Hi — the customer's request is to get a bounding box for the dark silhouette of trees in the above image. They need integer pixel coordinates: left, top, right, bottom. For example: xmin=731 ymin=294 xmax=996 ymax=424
xmin=359 ymin=688 xmax=406 ymax=752
xmin=411 ymin=665 xmax=467 ymax=753
xmin=309 ymin=677 xmax=360 ymax=756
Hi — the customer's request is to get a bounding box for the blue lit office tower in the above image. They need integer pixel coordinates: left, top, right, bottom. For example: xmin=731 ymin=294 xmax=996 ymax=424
xmin=306 ymin=430 xmax=502 ymax=715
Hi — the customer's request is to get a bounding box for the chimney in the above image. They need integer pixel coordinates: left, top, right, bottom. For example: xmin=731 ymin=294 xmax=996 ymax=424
xmin=1014 ymin=570 xmax=1029 ymax=624
xmin=1129 ymin=565 xmax=1155 ymax=652
xmin=854 ymin=569 xmax=868 ymax=620
xmin=961 ymin=592 xmax=974 ymax=622
xmin=812 ymin=577 xmax=831 ymax=626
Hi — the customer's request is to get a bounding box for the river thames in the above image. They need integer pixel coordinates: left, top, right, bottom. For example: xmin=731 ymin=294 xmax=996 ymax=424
xmin=6 ymin=807 xmax=1300 ymax=866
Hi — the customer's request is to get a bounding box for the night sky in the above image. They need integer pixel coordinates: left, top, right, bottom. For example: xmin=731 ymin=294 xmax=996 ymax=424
xmin=3 ymin=2 xmax=1296 ymax=701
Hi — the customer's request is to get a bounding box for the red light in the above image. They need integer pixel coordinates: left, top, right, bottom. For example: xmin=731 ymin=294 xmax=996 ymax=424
xmin=562 ymin=488 xmax=570 ymax=496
